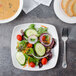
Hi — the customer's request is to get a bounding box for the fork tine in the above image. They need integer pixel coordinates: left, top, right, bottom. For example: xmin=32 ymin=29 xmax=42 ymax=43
xmin=62 ymin=28 xmax=68 ymax=36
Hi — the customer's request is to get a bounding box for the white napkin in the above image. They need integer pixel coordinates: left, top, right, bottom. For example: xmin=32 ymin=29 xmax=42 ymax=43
xmin=34 ymin=0 xmax=52 ymax=6
xmin=23 ymin=0 xmax=40 ymax=14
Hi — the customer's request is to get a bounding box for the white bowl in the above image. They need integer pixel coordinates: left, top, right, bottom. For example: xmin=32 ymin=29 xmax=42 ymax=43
xmin=54 ymin=0 xmax=76 ymax=24
xmin=11 ymin=23 xmax=59 ymax=71
xmin=0 ymin=0 xmax=23 ymax=24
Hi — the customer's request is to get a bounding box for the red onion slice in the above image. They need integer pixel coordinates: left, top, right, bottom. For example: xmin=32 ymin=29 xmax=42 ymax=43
xmin=28 ymin=35 xmax=38 ymax=44
xmin=39 ymin=33 xmax=52 ymax=47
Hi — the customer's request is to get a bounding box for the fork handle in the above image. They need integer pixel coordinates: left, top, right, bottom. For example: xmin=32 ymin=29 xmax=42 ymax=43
xmin=62 ymin=41 xmax=67 ymax=68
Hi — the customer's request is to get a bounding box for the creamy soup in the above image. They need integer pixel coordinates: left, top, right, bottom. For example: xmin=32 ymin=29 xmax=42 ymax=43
xmin=0 ymin=0 xmax=19 ymax=20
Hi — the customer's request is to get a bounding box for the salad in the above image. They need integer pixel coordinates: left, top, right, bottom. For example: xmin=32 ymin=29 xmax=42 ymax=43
xmin=16 ymin=24 xmax=56 ymax=68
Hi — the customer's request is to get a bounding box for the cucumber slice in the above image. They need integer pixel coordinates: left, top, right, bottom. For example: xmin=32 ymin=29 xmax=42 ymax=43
xmin=16 ymin=52 xmax=26 ymax=66
xmin=25 ymin=29 xmax=38 ymax=37
xmin=35 ymin=43 xmax=45 ymax=56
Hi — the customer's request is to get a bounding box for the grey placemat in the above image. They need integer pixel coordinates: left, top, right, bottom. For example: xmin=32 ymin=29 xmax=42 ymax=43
xmin=69 ymin=26 xmax=76 ymax=41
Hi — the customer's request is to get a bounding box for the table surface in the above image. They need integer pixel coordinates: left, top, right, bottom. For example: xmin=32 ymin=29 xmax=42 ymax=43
xmin=0 ymin=1 xmax=76 ymax=76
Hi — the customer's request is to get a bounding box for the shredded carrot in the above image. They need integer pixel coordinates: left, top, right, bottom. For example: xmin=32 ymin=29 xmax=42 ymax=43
xmin=26 ymin=47 xmax=29 ymax=50
xmin=27 ymin=43 xmax=32 ymax=48
xmin=23 ymin=47 xmax=30 ymax=54
xmin=41 ymin=25 xmax=47 ymax=28
xmin=43 ymin=41 xmax=50 ymax=44
xmin=23 ymin=56 xmax=30 ymax=68
xmin=17 ymin=42 xmax=19 ymax=47
xmin=28 ymin=57 xmax=30 ymax=67
xmin=23 ymin=64 xmax=26 ymax=68
xmin=23 ymin=50 xmax=26 ymax=54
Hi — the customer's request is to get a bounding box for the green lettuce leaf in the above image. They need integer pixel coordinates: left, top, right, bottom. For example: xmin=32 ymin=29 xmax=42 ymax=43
xmin=38 ymin=27 xmax=48 ymax=36
xmin=29 ymin=24 xmax=36 ymax=30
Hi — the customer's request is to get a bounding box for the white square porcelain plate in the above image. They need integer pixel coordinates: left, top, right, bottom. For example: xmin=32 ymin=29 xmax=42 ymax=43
xmin=11 ymin=23 xmax=59 ymax=71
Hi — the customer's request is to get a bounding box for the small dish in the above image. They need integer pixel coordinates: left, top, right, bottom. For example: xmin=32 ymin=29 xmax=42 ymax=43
xmin=54 ymin=0 xmax=76 ymax=24
xmin=11 ymin=23 xmax=59 ymax=71
xmin=0 ymin=0 xmax=23 ymax=24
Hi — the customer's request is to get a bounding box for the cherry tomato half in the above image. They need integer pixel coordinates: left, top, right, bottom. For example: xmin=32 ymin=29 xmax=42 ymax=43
xmin=27 ymin=43 xmax=32 ymax=48
xmin=29 ymin=62 xmax=35 ymax=68
xmin=17 ymin=34 xmax=22 ymax=41
xmin=42 ymin=36 xmax=46 ymax=41
xmin=41 ymin=58 xmax=47 ymax=65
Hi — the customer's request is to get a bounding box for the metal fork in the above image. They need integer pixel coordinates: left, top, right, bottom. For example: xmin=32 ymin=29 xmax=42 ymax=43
xmin=62 ymin=28 xmax=68 ymax=68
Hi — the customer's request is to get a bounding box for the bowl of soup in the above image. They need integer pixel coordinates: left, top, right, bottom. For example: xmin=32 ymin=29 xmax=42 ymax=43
xmin=0 ymin=0 xmax=23 ymax=23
